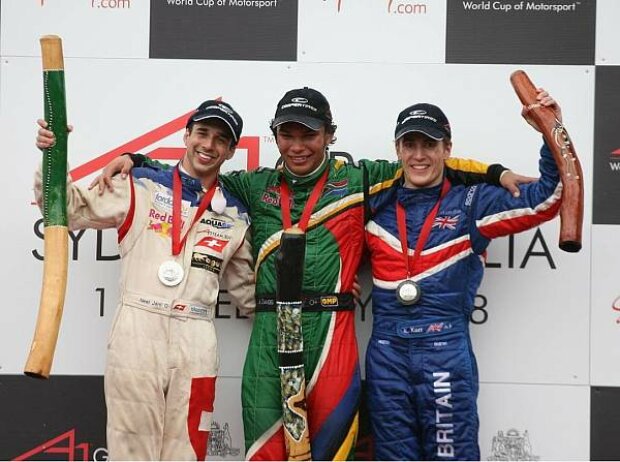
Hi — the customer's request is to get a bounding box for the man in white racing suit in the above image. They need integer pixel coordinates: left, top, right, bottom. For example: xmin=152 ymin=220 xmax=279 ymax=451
xmin=34 ymin=100 xmax=255 ymax=460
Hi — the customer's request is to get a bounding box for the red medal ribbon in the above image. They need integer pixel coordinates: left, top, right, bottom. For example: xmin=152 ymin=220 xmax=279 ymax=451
xmin=172 ymin=166 xmax=217 ymax=256
xmin=396 ymin=178 xmax=451 ymax=278
xmin=280 ymin=166 xmax=330 ymax=231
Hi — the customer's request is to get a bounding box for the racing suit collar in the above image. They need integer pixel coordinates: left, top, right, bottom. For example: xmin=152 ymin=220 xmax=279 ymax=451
xmin=282 ymin=154 xmax=329 ymax=187
xmin=177 ymin=162 xmax=211 ymax=194
xmin=397 ymin=179 xmax=443 ymax=207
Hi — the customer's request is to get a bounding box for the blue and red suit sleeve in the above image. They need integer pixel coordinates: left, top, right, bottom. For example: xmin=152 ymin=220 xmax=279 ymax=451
xmin=470 ymin=143 xmax=562 ymax=244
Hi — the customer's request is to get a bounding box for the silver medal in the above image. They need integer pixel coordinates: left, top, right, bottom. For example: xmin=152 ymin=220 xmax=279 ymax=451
xmin=396 ymin=280 xmax=421 ymax=305
xmin=158 ymin=260 xmax=184 ymax=286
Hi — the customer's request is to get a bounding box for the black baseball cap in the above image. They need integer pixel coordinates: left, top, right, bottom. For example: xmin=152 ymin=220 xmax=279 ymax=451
xmin=394 ymin=103 xmax=451 ymax=141
xmin=271 ymin=87 xmax=333 ymax=131
xmin=186 ymin=100 xmax=243 ymax=143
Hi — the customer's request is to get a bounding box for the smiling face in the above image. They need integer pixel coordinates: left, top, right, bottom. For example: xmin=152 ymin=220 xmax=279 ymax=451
xmin=182 ymin=119 xmax=235 ymax=187
xmin=396 ymin=132 xmax=452 ymax=189
xmin=275 ymin=122 xmax=333 ymax=176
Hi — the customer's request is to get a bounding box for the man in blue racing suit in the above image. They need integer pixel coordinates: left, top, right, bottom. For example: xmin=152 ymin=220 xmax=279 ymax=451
xmin=364 ymin=89 xmax=563 ymax=460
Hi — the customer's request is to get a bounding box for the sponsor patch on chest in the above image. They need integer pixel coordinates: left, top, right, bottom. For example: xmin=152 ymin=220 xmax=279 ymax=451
xmin=196 ymin=236 xmax=230 ymax=252
xmin=465 ymin=185 xmax=478 ymax=207
xmin=152 ymin=191 xmax=190 ymax=216
xmin=147 ymin=209 xmax=187 ymax=239
xmin=191 ymin=252 xmax=223 ymax=274
xmin=432 ymin=214 xmax=460 ymax=230
xmin=260 ymin=186 xmax=281 ymax=207
xmin=200 ymin=216 xmax=234 ymax=229
xmin=323 ymin=179 xmax=349 ymax=198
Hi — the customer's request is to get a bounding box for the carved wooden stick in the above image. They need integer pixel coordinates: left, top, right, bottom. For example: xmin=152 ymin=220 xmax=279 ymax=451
xmin=510 ymin=70 xmax=584 ymax=253
xmin=276 ymin=227 xmax=312 ymax=460
xmin=25 ymin=35 xmax=69 ymax=379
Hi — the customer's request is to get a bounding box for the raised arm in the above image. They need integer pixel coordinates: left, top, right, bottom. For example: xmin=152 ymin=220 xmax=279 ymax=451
xmin=472 ymin=90 xmax=563 ymax=241
xmin=35 ymin=120 xmax=131 ymax=231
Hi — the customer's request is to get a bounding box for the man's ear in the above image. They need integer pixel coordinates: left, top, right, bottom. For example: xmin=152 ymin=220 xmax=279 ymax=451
xmin=443 ymin=139 xmax=452 ymax=159
xmin=183 ymin=128 xmax=190 ymax=145
xmin=395 ymin=139 xmax=403 ymax=160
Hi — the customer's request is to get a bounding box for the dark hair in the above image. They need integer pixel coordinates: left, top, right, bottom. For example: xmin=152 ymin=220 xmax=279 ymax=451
xmin=270 ymin=120 xmax=338 ymax=145
xmin=187 ymin=119 xmax=238 ymax=149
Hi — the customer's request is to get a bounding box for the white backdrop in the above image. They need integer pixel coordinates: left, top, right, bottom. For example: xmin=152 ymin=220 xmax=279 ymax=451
xmin=0 ymin=1 xmax=607 ymax=460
